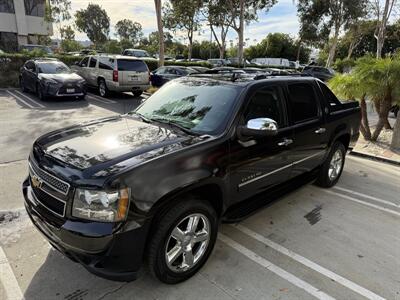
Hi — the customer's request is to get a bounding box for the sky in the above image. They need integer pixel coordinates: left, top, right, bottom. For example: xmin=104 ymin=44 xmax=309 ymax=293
xmin=62 ymin=0 xmax=300 ymax=45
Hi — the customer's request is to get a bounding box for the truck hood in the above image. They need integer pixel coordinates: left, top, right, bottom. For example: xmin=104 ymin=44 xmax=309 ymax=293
xmin=38 ymin=73 xmax=83 ymax=83
xmin=35 ymin=115 xmax=204 ymax=177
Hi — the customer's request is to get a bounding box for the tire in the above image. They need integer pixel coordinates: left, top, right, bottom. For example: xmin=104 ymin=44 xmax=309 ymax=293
xmin=132 ymin=90 xmax=143 ymax=97
xmin=20 ymin=77 xmax=28 ymax=92
xmin=315 ymin=141 xmax=346 ymax=188
xmin=395 ymin=107 xmax=399 ymax=118
xmin=98 ymin=79 xmax=108 ymax=98
xmin=36 ymin=84 xmax=46 ymax=101
xmin=147 ymin=197 xmax=218 ymax=284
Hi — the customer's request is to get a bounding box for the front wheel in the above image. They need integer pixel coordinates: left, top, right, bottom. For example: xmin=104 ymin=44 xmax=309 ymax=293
xmin=315 ymin=141 xmax=346 ymax=188
xmin=147 ymin=198 xmax=218 ymax=284
xmin=36 ymin=84 xmax=46 ymax=101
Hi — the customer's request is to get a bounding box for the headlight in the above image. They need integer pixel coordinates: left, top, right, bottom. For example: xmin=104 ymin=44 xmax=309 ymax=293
xmin=72 ymin=188 xmax=130 ymax=222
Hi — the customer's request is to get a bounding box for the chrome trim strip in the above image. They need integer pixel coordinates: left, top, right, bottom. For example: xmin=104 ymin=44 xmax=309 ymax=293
xmin=238 ymin=151 xmax=326 ymax=188
xmin=30 ymin=187 xmax=66 ymax=218
xmin=29 ymin=161 xmax=70 ymax=195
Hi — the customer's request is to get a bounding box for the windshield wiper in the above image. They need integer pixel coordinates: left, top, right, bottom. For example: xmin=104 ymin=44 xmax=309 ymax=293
xmin=149 ymin=116 xmax=198 ymax=136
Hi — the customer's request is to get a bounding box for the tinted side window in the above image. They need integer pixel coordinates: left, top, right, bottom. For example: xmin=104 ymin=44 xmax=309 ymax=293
xmin=89 ymin=57 xmax=97 ymax=68
xmin=244 ymin=86 xmax=285 ymax=127
xmin=25 ymin=61 xmax=35 ymax=71
xmin=319 ymin=82 xmax=341 ymax=111
xmin=288 ymin=83 xmax=319 ymax=123
xmin=98 ymin=57 xmax=114 ymax=70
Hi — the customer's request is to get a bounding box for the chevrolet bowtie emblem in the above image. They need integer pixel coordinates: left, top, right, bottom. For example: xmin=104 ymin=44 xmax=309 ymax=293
xmin=31 ymin=175 xmax=43 ymax=189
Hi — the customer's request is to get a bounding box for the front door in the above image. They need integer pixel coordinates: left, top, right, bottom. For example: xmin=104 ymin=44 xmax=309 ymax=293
xmin=229 ymin=84 xmax=293 ymax=203
xmin=285 ymin=81 xmax=329 ymax=178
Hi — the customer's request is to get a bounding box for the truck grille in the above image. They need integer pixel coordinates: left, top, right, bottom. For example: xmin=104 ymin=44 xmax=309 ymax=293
xmin=31 ymin=185 xmax=66 ymax=217
xmin=29 ymin=161 xmax=70 ymax=195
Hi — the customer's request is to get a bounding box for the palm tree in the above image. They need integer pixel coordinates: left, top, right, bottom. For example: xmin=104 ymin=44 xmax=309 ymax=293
xmin=154 ymin=0 xmax=165 ymax=67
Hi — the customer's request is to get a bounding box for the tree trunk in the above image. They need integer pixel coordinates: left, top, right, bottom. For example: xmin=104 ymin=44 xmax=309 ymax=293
xmin=390 ymin=109 xmax=400 ymax=150
xmin=360 ymin=96 xmax=372 ymax=140
xmin=237 ymin=0 xmax=244 ymax=66
xmin=219 ymin=43 xmax=225 ymax=59
xmin=372 ymin=96 xmax=392 ymax=140
xmin=154 ymin=0 xmax=164 ymax=67
xmin=296 ymin=39 xmax=302 ymax=62
xmin=375 ymin=0 xmax=393 ymax=58
xmin=326 ymin=26 xmax=340 ymax=67
xmin=347 ymin=40 xmax=356 ymax=59
xmin=188 ymin=36 xmax=193 ymax=61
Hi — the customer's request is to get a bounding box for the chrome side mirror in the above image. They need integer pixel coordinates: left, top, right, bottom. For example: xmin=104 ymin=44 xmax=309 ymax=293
xmin=238 ymin=118 xmax=278 ymax=138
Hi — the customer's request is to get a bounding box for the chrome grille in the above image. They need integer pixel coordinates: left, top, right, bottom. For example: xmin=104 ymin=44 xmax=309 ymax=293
xmin=29 ymin=161 xmax=70 ymax=195
xmin=31 ymin=185 xmax=66 ymax=218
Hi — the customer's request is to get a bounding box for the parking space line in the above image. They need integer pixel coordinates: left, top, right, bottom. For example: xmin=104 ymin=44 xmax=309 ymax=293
xmin=321 ymin=189 xmax=400 ymax=217
xmin=0 ymin=246 xmax=24 ymax=300
xmin=87 ymin=93 xmax=117 ymax=104
xmin=333 ymin=186 xmax=400 ymax=208
xmin=14 ymin=90 xmax=45 ymax=108
xmin=6 ymin=90 xmax=35 ymax=108
xmin=233 ymin=225 xmax=386 ymax=300
xmin=218 ymin=234 xmax=336 ymax=300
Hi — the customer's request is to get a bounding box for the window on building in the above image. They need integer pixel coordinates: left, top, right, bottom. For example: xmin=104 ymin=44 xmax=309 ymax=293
xmin=0 ymin=32 xmax=18 ymax=52
xmin=24 ymin=0 xmax=45 ymax=17
xmin=0 ymin=0 xmax=15 ymax=13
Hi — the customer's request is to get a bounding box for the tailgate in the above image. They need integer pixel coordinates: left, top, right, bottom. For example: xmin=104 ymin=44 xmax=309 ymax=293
xmin=117 ymin=59 xmax=149 ymax=85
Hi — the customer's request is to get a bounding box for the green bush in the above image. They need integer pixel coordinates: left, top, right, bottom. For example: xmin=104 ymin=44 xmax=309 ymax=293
xmin=333 ymin=58 xmax=356 ymax=73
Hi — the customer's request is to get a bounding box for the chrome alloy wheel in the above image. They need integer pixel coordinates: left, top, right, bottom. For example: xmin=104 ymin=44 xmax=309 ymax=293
xmin=328 ymin=149 xmax=343 ymax=181
xmin=99 ymin=81 xmax=106 ymax=97
xmin=165 ymin=213 xmax=211 ymax=272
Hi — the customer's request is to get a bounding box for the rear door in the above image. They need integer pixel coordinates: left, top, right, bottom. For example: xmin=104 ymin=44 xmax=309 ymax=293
xmin=116 ymin=59 xmax=149 ymax=86
xmin=285 ymin=81 xmax=329 ymax=178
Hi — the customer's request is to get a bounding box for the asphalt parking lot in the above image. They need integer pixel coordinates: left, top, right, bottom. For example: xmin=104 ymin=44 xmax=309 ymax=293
xmin=0 ymin=88 xmax=399 ymax=300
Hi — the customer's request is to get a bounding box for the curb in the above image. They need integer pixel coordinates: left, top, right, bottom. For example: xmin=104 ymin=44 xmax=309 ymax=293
xmin=349 ymin=150 xmax=400 ymax=166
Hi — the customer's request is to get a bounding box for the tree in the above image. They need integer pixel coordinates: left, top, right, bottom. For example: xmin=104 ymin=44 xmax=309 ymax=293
xmin=60 ymin=40 xmax=82 ymax=53
xmin=115 ymin=19 xmax=143 ymax=45
xmin=372 ymin=0 xmax=397 ymax=58
xmin=45 ymin=0 xmax=72 ymax=40
xmin=226 ymin=0 xmax=277 ymax=65
xmin=101 ymin=40 xmax=123 ymax=54
xmin=203 ymin=0 xmax=232 ymax=59
xmin=60 ymin=25 xmax=75 ymax=41
xmin=154 ymin=0 xmax=165 ymax=66
xmin=164 ymin=0 xmax=203 ymax=61
xmin=297 ymin=0 xmax=368 ymax=67
xmin=75 ymin=4 xmax=110 ymax=48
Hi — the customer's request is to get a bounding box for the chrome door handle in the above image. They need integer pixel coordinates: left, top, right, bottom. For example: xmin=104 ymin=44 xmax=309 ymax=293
xmin=315 ymin=128 xmax=326 ymax=134
xmin=278 ymin=138 xmax=293 ymax=146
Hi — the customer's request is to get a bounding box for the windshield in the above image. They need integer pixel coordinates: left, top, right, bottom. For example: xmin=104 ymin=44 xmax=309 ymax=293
xmin=134 ymin=78 xmax=240 ymax=135
xmin=37 ymin=62 xmax=70 ymax=74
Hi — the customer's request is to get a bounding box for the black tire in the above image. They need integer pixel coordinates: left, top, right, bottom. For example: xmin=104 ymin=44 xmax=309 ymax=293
xmin=394 ymin=107 xmax=399 ymax=118
xmin=147 ymin=197 xmax=218 ymax=284
xmin=132 ymin=90 xmax=143 ymax=97
xmin=36 ymin=84 xmax=46 ymax=101
xmin=98 ymin=79 xmax=108 ymax=98
xmin=20 ymin=77 xmax=28 ymax=92
xmin=315 ymin=141 xmax=346 ymax=188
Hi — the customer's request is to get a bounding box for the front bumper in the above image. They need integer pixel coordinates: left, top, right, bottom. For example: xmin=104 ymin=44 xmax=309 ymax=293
xmin=43 ymin=83 xmax=86 ymax=98
xmin=23 ymin=178 xmax=151 ymax=282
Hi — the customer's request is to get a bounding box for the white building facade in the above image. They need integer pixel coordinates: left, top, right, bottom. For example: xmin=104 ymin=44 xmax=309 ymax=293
xmin=0 ymin=0 xmax=52 ymax=51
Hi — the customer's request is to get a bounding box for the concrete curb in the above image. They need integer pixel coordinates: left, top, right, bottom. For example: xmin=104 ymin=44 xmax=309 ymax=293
xmin=349 ymin=150 xmax=400 ymax=166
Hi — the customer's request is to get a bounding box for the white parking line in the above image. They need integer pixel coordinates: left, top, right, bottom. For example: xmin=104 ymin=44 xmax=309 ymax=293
xmin=14 ymin=90 xmax=45 ymax=108
xmin=6 ymin=90 xmax=35 ymax=108
xmin=334 ymin=186 xmax=400 ymax=209
xmin=233 ymin=225 xmax=386 ymax=300
xmin=87 ymin=93 xmax=117 ymax=104
xmin=218 ymin=234 xmax=336 ymax=300
xmin=321 ymin=189 xmax=400 ymax=218
xmin=0 ymin=246 xmax=24 ymax=300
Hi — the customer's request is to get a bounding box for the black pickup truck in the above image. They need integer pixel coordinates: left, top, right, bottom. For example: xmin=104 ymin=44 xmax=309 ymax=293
xmin=23 ymin=76 xmax=360 ymax=284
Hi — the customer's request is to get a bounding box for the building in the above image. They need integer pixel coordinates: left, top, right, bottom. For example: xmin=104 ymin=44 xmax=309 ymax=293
xmin=0 ymin=0 xmax=52 ymax=52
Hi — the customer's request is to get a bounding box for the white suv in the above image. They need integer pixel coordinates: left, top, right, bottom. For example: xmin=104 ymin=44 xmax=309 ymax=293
xmin=72 ymin=54 xmax=150 ymax=97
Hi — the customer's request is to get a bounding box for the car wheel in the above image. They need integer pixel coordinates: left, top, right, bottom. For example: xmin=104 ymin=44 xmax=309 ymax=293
xmin=98 ymin=79 xmax=108 ymax=97
xmin=132 ymin=90 xmax=143 ymax=97
xmin=20 ymin=77 xmax=28 ymax=92
xmin=36 ymin=84 xmax=46 ymax=101
xmin=148 ymin=197 xmax=218 ymax=284
xmin=395 ymin=107 xmax=399 ymax=118
xmin=315 ymin=141 xmax=346 ymax=188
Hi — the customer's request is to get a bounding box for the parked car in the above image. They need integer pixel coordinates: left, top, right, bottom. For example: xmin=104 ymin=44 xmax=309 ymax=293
xmin=19 ymin=58 xmax=86 ymax=100
xmin=71 ymin=54 xmax=150 ymax=97
xmin=150 ymin=66 xmax=197 ymax=87
xmin=189 ymin=66 xmax=210 ymax=73
xmin=207 ymin=67 xmax=246 ymax=74
xmin=19 ymin=44 xmax=53 ymax=55
xmin=241 ymin=67 xmax=265 ymax=74
xmin=207 ymin=58 xmax=229 ymax=66
xmin=23 ymin=75 xmax=360 ymax=284
xmin=390 ymin=105 xmax=399 ymax=117
xmin=122 ymin=49 xmax=156 ymax=60
xmin=302 ymin=66 xmax=335 ymax=82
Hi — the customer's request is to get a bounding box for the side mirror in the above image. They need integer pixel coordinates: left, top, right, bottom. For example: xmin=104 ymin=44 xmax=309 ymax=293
xmin=238 ymin=118 xmax=278 ymax=138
